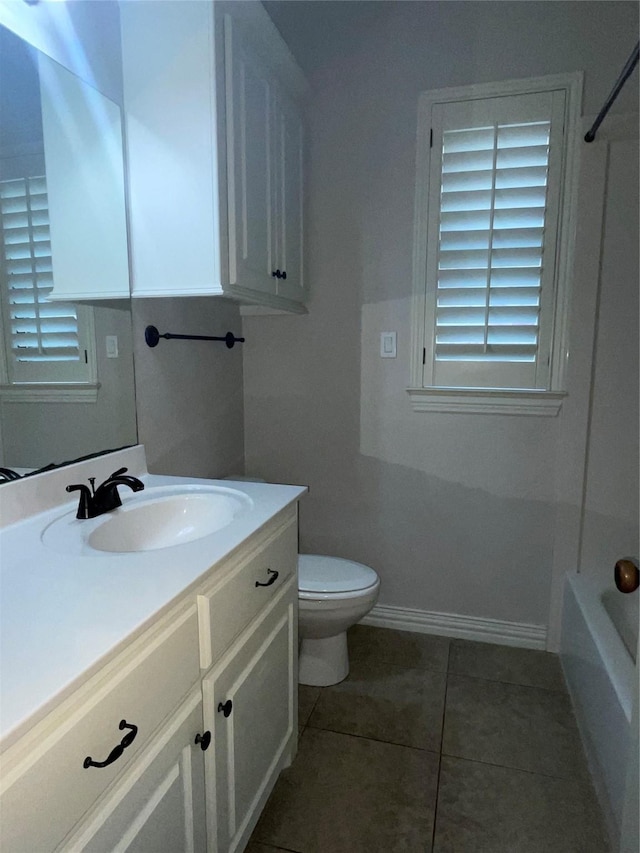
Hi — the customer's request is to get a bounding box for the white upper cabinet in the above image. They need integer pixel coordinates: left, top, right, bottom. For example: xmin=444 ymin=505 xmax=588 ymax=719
xmin=120 ymin=0 xmax=307 ymax=313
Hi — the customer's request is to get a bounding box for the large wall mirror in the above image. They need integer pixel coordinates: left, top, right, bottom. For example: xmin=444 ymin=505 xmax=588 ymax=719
xmin=0 ymin=24 xmax=137 ymax=475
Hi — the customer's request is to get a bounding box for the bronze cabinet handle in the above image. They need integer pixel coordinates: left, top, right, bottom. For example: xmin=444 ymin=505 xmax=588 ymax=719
xmin=255 ymin=568 xmax=279 ymax=588
xmin=614 ymin=559 xmax=639 ymax=594
xmin=83 ymin=720 xmax=138 ymax=769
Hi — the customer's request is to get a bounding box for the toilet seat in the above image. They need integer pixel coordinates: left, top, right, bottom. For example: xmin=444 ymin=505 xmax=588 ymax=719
xmin=298 ymin=554 xmax=378 ymax=595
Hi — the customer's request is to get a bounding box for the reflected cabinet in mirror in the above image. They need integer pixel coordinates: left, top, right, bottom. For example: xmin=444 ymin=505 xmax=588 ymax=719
xmin=0 ymin=24 xmax=137 ymax=474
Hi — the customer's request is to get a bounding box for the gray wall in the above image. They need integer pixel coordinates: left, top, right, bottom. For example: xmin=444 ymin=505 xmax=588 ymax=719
xmin=132 ymin=297 xmax=245 ymax=479
xmin=245 ymin=1 xmax=639 ymax=632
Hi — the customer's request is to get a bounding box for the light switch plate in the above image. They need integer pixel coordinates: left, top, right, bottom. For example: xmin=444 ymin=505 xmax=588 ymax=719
xmin=106 ymin=335 xmax=119 ymax=358
xmin=380 ymin=331 xmax=397 ymax=358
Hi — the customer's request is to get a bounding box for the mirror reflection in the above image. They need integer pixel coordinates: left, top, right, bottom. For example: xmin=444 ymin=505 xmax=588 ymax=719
xmin=0 ymin=25 xmax=137 ymax=475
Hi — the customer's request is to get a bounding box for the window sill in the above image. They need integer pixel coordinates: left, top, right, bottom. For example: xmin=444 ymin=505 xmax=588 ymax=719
xmin=0 ymin=384 xmax=99 ymax=404
xmin=407 ymin=387 xmax=566 ymax=416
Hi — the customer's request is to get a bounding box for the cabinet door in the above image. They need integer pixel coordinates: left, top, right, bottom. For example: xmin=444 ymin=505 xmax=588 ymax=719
xmin=203 ymin=584 xmax=297 ymax=853
xmin=225 ymin=15 xmax=274 ymax=294
xmin=60 ymin=691 xmax=207 ymax=853
xmin=121 ymin=0 xmax=224 ymax=297
xmin=272 ymin=91 xmax=305 ymax=303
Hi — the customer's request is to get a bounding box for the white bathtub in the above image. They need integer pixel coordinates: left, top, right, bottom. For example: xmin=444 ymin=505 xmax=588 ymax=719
xmin=560 ymin=573 xmax=637 ymax=847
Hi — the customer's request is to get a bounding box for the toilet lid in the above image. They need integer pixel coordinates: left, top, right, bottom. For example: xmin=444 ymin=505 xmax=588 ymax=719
xmin=298 ymin=554 xmax=379 ymax=594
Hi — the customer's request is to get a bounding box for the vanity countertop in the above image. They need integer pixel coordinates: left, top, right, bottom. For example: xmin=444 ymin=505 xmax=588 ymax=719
xmin=0 ymin=471 xmax=306 ymax=743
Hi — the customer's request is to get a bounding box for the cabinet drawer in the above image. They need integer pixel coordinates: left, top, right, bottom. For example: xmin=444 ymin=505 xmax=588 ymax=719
xmin=198 ymin=515 xmax=297 ymax=668
xmin=0 ymin=606 xmax=200 ymax=853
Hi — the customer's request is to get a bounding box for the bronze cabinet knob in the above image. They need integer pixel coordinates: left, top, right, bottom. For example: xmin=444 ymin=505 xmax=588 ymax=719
xmin=614 ymin=559 xmax=639 ymax=594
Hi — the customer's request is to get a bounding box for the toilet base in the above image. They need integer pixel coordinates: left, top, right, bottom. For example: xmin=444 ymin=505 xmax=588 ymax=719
xmin=298 ymin=632 xmax=349 ymax=686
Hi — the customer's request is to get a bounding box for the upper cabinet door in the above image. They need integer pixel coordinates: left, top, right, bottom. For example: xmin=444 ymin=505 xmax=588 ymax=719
xmin=225 ymin=15 xmax=274 ymax=295
xmin=272 ymin=91 xmax=305 ymax=303
xmin=120 ymin=0 xmax=223 ymax=298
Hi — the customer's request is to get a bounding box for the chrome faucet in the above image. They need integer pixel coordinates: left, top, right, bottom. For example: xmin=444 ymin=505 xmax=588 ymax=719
xmin=66 ymin=467 xmax=145 ymax=519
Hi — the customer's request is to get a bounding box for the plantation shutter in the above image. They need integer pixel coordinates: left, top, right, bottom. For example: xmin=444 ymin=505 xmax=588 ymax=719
xmin=0 ymin=176 xmax=93 ymax=385
xmin=424 ymin=90 xmax=566 ymax=390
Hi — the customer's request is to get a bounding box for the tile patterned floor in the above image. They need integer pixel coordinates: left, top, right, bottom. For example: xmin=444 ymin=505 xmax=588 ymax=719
xmin=248 ymin=626 xmax=610 ymax=853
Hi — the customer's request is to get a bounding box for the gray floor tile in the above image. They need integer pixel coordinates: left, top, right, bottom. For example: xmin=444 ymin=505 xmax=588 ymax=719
xmin=253 ymin=728 xmax=439 ymax=853
xmin=449 ymin=639 xmax=567 ymax=692
xmin=349 ymin=624 xmax=449 ymax=672
xmin=307 ymin=655 xmax=446 ymax=751
xmin=298 ymin=685 xmax=321 ymax=727
xmin=433 ymin=756 xmax=610 ymax=853
xmin=443 ymin=675 xmax=588 ymax=779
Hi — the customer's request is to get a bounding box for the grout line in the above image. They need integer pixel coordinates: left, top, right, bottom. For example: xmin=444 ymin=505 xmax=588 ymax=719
xmin=302 ymin=722 xmax=441 ymax=755
xmin=430 ymin=640 xmax=452 ymax=851
xmin=298 ymin=687 xmax=322 ymax=728
xmin=349 ymin=656 xmax=450 ymax=678
xmin=446 ymin=670 xmax=569 ymax=694
xmin=440 ymin=750 xmax=589 ymax=783
xmin=252 ymin=839 xmax=305 ymax=853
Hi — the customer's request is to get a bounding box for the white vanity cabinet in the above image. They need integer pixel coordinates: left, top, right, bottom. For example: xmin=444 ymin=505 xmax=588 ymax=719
xmin=0 ymin=504 xmax=299 ymax=853
xmin=120 ymin=0 xmax=307 ymax=313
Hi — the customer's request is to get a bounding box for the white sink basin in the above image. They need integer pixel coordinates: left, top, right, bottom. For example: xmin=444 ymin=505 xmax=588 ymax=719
xmin=42 ymin=485 xmax=253 ymax=555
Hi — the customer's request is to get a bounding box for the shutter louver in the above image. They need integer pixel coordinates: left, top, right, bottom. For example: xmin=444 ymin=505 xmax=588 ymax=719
xmin=435 ymin=121 xmax=550 ymax=364
xmin=0 ymin=177 xmax=81 ymax=366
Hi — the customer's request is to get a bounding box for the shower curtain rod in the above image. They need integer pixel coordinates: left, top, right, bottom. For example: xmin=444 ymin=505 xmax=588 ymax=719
xmin=584 ymin=41 xmax=639 ymax=142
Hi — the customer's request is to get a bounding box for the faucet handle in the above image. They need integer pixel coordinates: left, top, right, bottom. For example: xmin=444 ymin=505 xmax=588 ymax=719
xmin=107 ymin=467 xmax=128 ymax=480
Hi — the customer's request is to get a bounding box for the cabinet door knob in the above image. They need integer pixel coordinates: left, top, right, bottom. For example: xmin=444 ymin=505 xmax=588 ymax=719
xmin=281 ymin=270 xmax=287 ymax=280
xmin=271 ymin=269 xmax=282 ymax=279
xmin=195 ymin=731 xmax=212 ymax=751
xmin=83 ymin=719 xmax=138 ymax=769
xmin=217 ymin=699 xmax=233 ymax=718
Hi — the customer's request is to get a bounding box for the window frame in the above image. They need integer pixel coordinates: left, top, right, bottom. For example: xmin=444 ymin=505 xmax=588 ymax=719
xmin=408 ymin=73 xmax=582 ymax=416
xmin=0 ymin=173 xmax=98 ymax=403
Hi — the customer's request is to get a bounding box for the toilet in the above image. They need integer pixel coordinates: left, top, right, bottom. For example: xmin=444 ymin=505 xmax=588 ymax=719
xmin=298 ymin=554 xmax=380 ymax=687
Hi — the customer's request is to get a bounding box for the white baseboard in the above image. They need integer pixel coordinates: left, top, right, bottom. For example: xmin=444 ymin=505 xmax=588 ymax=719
xmin=361 ymin=604 xmax=547 ymax=650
